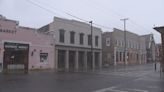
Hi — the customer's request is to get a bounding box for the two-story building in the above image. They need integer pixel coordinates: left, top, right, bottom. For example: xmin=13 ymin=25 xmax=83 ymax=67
xmin=102 ymin=28 xmax=147 ymax=66
xmin=38 ymin=17 xmax=102 ymax=71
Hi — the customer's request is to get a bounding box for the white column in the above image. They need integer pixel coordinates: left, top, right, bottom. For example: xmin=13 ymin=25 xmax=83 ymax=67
xmin=125 ymin=51 xmax=128 ymax=65
xmin=114 ymin=47 xmax=117 ymax=66
xmin=118 ymin=51 xmax=120 ymax=62
xmin=65 ymin=50 xmax=69 ymax=70
xmin=121 ymin=52 xmax=124 ymax=62
xmin=75 ymin=51 xmax=79 ymax=70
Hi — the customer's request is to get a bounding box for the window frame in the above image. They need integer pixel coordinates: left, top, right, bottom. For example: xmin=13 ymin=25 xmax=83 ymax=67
xmin=95 ymin=36 xmax=99 ymax=47
xmin=88 ymin=34 xmax=92 ymax=46
xmin=79 ymin=33 xmax=84 ymax=45
xmin=59 ymin=29 xmax=65 ymax=43
xmin=70 ymin=31 xmax=75 ymax=44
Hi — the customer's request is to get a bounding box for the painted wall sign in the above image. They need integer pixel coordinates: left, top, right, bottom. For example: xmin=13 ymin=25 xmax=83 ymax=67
xmin=4 ymin=42 xmax=29 ymax=50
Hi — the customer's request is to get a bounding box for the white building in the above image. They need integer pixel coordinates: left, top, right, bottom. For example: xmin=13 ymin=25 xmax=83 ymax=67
xmin=38 ymin=17 xmax=102 ymax=71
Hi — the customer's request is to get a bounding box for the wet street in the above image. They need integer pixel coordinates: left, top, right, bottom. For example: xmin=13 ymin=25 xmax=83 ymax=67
xmin=0 ymin=63 xmax=164 ymax=92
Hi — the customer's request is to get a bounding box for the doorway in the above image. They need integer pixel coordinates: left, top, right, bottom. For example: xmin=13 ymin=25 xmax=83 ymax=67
xmin=58 ymin=50 xmax=66 ymax=71
xmin=69 ymin=51 xmax=75 ymax=71
xmin=3 ymin=42 xmax=29 ymax=73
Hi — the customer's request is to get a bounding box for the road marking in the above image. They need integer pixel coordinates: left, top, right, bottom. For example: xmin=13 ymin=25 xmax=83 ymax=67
xmin=94 ymin=86 xmax=149 ymax=92
xmin=147 ymin=86 xmax=159 ymax=89
xmin=134 ymin=76 xmax=162 ymax=82
xmin=126 ymin=88 xmax=149 ymax=92
xmin=94 ymin=86 xmax=128 ymax=92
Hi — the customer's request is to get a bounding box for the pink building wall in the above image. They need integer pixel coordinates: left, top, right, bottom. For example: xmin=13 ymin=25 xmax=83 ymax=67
xmin=0 ymin=17 xmax=55 ymax=70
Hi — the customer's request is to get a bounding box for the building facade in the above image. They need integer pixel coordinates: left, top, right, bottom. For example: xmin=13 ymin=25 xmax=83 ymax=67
xmin=154 ymin=26 xmax=164 ymax=72
xmin=102 ymin=28 xmax=147 ymax=66
xmin=38 ymin=17 xmax=102 ymax=71
xmin=0 ymin=15 xmax=55 ymax=73
xmin=141 ymin=34 xmax=156 ymax=63
xmin=155 ymin=43 xmax=162 ymax=63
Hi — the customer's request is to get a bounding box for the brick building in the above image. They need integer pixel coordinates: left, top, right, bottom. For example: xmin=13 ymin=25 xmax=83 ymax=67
xmin=102 ymin=28 xmax=147 ymax=66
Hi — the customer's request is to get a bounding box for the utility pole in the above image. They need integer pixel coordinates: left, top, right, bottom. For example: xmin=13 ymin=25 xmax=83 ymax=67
xmin=89 ymin=21 xmax=93 ymax=69
xmin=120 ymin=18 xmax=129 ymax=65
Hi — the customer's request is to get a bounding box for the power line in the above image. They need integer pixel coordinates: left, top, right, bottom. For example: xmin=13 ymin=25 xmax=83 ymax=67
xmin=26 ymin=0 xmax=61 ymax=17
xmin=93 ymin=23 xmax=113 ymax=30
xmin=86 ymin=0 xmax=153 ymax=33
xmin=129 ymin=19 xmax=152 ymax=32
xmin=26 ymin=0 xmax=113 ymax=30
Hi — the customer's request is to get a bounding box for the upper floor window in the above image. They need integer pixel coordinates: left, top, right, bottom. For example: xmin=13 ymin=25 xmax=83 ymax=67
xmin=88 ymin=35 xmax=92 ymax=46
xmin=95 ymin=36 xmax=99 ymax=47
xmin=79 ymin=33 xmax=84 ymax=45
xmin=70 ymin=31 xmax=75 ymax=44
xmin=59 ymin=29 xmax=65 ymax=43
xmin=106 ymin=37 xmax=110 ymax=46
xmin=116 ymin=40 xmax=119 ymax=46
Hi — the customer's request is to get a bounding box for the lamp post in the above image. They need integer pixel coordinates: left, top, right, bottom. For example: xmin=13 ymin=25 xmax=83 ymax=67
xmin=89 ymin=21 xmax=93 ymax=69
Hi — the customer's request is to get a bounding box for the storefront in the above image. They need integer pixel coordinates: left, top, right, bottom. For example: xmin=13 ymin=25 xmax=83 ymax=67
xmin=0 ymin=16 xmax=55 ymax=73
xmin=3 ymin=42 xmax=29 ymax=73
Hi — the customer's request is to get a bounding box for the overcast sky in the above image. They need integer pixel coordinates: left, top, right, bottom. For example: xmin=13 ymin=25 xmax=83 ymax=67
xmin=0 ymin=0 xmax=164 ymax=43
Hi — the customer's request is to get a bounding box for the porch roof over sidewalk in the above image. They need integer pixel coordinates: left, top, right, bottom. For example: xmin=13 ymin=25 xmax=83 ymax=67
xmin=154 ymin=26 xmax=164 ymax=33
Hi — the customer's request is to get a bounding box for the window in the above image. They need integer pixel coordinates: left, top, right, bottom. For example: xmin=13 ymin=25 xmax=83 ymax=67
xmin=130 ymin=41 xmax=132 ymax=48
xmin=127 ymin=41 xmax=130 ymax=48
xmin=117 ymin=40 xmax=119 ymax=46
xmin=95 ymin=36 xmax=99 ymax=46
xmin=106 ymin=37 xmax=110 ymax=46
xmin=115 ymin=40 xmax=117 ymax=45
xmin=40 ymin=53 xmax=48 ymax=62
xmin=118 ymin=40 xmax=121 ymax=46
xmin=88 ymin=35 xmax=92 ymax=45
xmin=70 ymin=31 xmax=75 ymax=44
xmin=120 ymin=40 xmax=123 ymax=47
xmin=59 ymin=29 xmax=65 ymax=43
xmin=79 ymin=33 xmax=84 ymax=45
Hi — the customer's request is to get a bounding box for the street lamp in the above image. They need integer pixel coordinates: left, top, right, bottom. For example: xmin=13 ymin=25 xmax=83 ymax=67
xmin=89 ymin=21 xmax=93 ymax=69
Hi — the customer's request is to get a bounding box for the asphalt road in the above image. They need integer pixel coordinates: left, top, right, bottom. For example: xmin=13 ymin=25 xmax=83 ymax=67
xmin=0 ymin=63 xmax=164 ymax=92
